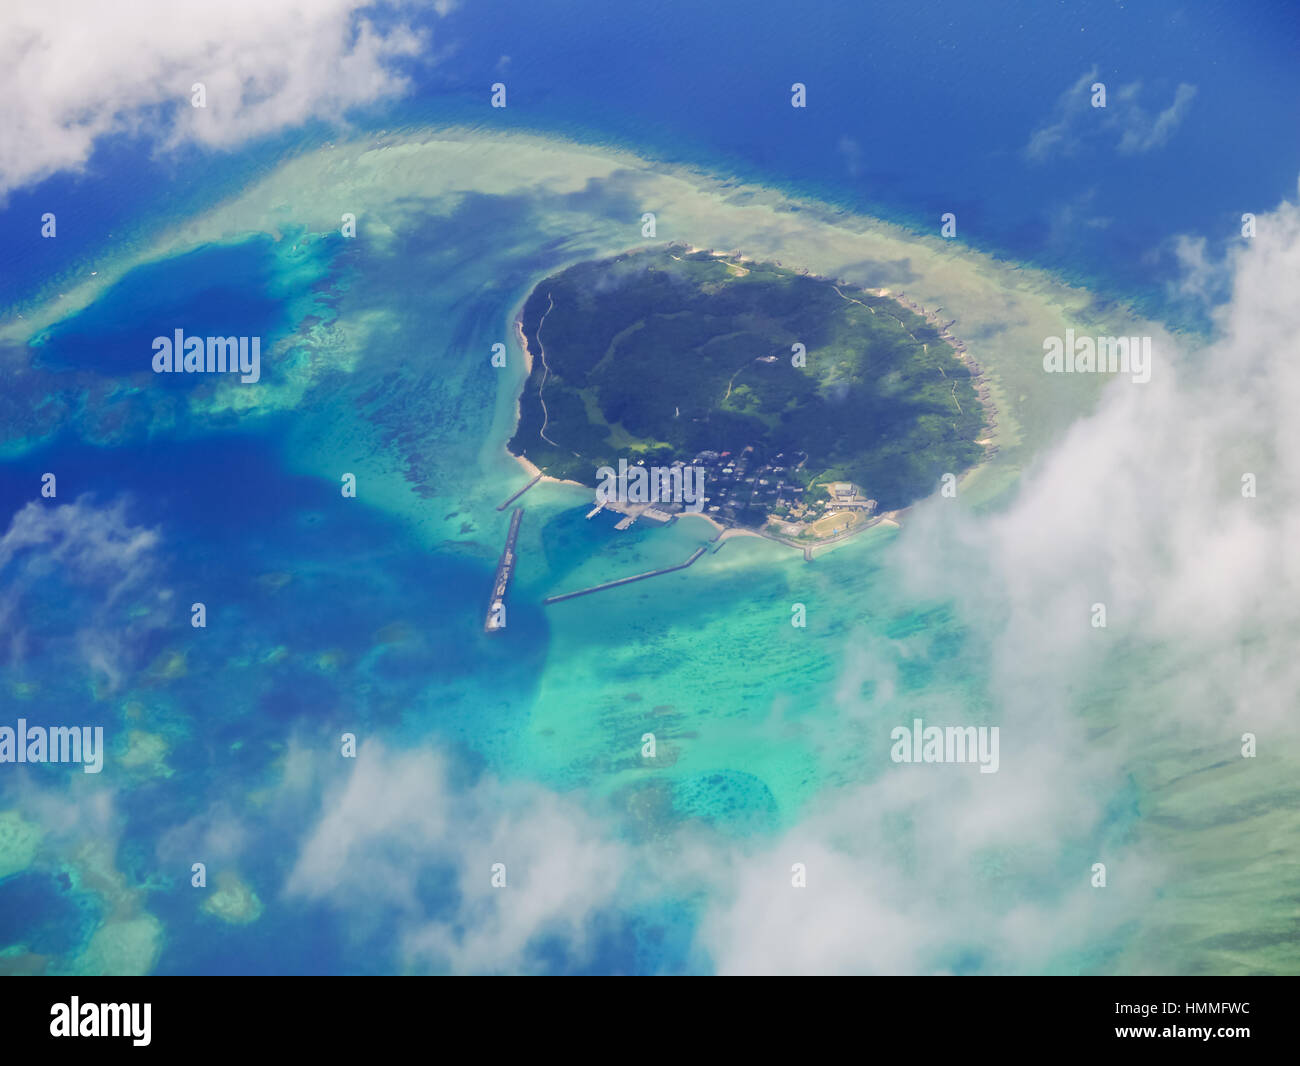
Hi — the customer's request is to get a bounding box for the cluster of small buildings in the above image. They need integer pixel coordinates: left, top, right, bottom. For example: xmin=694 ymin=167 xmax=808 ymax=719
xmin=683 ymin=447 xmax=807 ymax=525
xmin=597 ymin=449 xmax=881 ymax=536
xmin=826 ymin=482 xmax=878 ymax=511
xmin=685 ymin=450 xmax=873 ymax=532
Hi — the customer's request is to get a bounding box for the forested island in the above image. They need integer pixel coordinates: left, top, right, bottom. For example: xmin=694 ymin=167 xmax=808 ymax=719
xmin=508 ymin=247 xmax=992 ymax=535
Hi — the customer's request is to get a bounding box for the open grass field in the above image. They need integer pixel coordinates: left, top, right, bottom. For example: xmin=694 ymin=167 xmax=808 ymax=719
xmin=809 ymin=510 xmax=861 ymax=537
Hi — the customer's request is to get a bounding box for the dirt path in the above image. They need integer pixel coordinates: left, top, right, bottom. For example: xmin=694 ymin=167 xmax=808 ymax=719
xmin=534 ymin=292 xmax=559 ymax=447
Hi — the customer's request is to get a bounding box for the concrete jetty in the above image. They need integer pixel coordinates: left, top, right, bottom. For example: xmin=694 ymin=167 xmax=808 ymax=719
xmin=543 ymin=546 xmax=706 ymax=605
xmin=484 ymin=507 xmax=524 ymax=632
xmin=496 ymin=474 xmax=542 ymax=511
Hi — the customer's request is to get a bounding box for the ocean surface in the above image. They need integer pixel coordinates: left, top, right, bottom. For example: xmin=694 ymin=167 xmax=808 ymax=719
xmin=5 ymin=0 xmax=1297 ymax=321
xmin=1 ymin=1 xmax=1297 ymax=975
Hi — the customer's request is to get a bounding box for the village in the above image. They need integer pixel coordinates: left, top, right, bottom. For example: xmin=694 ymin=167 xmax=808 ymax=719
xmin=588 ymin=446 xmax=882 ymax=542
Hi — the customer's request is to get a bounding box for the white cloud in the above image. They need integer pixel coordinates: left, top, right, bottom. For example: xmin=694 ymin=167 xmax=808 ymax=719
xmin=695 ymin=186 xmax=1300 ymax=974
xmin=0 ymin=0 xmax=437 ymax=198
xmin=283 ymin=741 xmax=627 ymax=974
xmin=917 ymin=187 xmax=1300 ymax=706
xmin=1167 ymin=232 xmax=1234 ymax=309
xmin=1116 ymin=81 xmax=1197 ymax=154
xmin=0 ymin=495 xmax=168 ymax=688
xmin=0 ymin=495 xmax=158 ymax=596
xmin=1025 ymin=67 xmax=1197 ymax=161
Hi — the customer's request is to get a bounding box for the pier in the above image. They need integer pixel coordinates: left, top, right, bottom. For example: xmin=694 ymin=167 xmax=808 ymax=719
xmin=484 ymin=507 xmax=524 ymax=632
xmin=496 ymin=474 xmax=542 ymax=511
xmin=543 ymin=546 xmax=706 ymax=605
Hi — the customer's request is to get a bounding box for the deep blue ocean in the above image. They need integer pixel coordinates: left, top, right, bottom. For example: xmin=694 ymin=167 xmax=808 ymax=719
xmin=3 ymin=0 xmax=1297 ymax=323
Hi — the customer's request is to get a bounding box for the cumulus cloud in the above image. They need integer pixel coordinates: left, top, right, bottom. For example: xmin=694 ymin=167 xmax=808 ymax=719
xmin=682 ymin=615 xmax=1150 ymax=974
xmin=1025 ymin=66 xmax=1197 ymax=161
xmin=901 ymin=186 xmax=1300 ymax=733
xmin=696 ymin=783 xmax=1141 ymax=976
xmin=1167 ymin=232 xmax=1234 ymax=309
xmin=693 ymin=185 xmax=1300 ymax=975
xmin=0 ymin=0 xmax=437 ymax=198
xmin=283 ymin=741 xmax=628 ymax=974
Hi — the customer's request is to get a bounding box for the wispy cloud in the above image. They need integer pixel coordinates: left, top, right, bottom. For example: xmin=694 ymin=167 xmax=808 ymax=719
xmin=1025 ymin=66 xmax=1197 ymax=162
xmin=0 ymin=495 xmax=168 ymax=688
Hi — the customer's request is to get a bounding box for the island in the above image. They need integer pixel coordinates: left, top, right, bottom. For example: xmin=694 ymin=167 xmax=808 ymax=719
xmin=508 ymin=246 xmax=995 ymax=543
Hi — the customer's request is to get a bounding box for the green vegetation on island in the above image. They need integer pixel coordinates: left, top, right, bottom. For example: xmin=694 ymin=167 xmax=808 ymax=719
xmin=508 ymin=247 xmax=987 ymax=524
